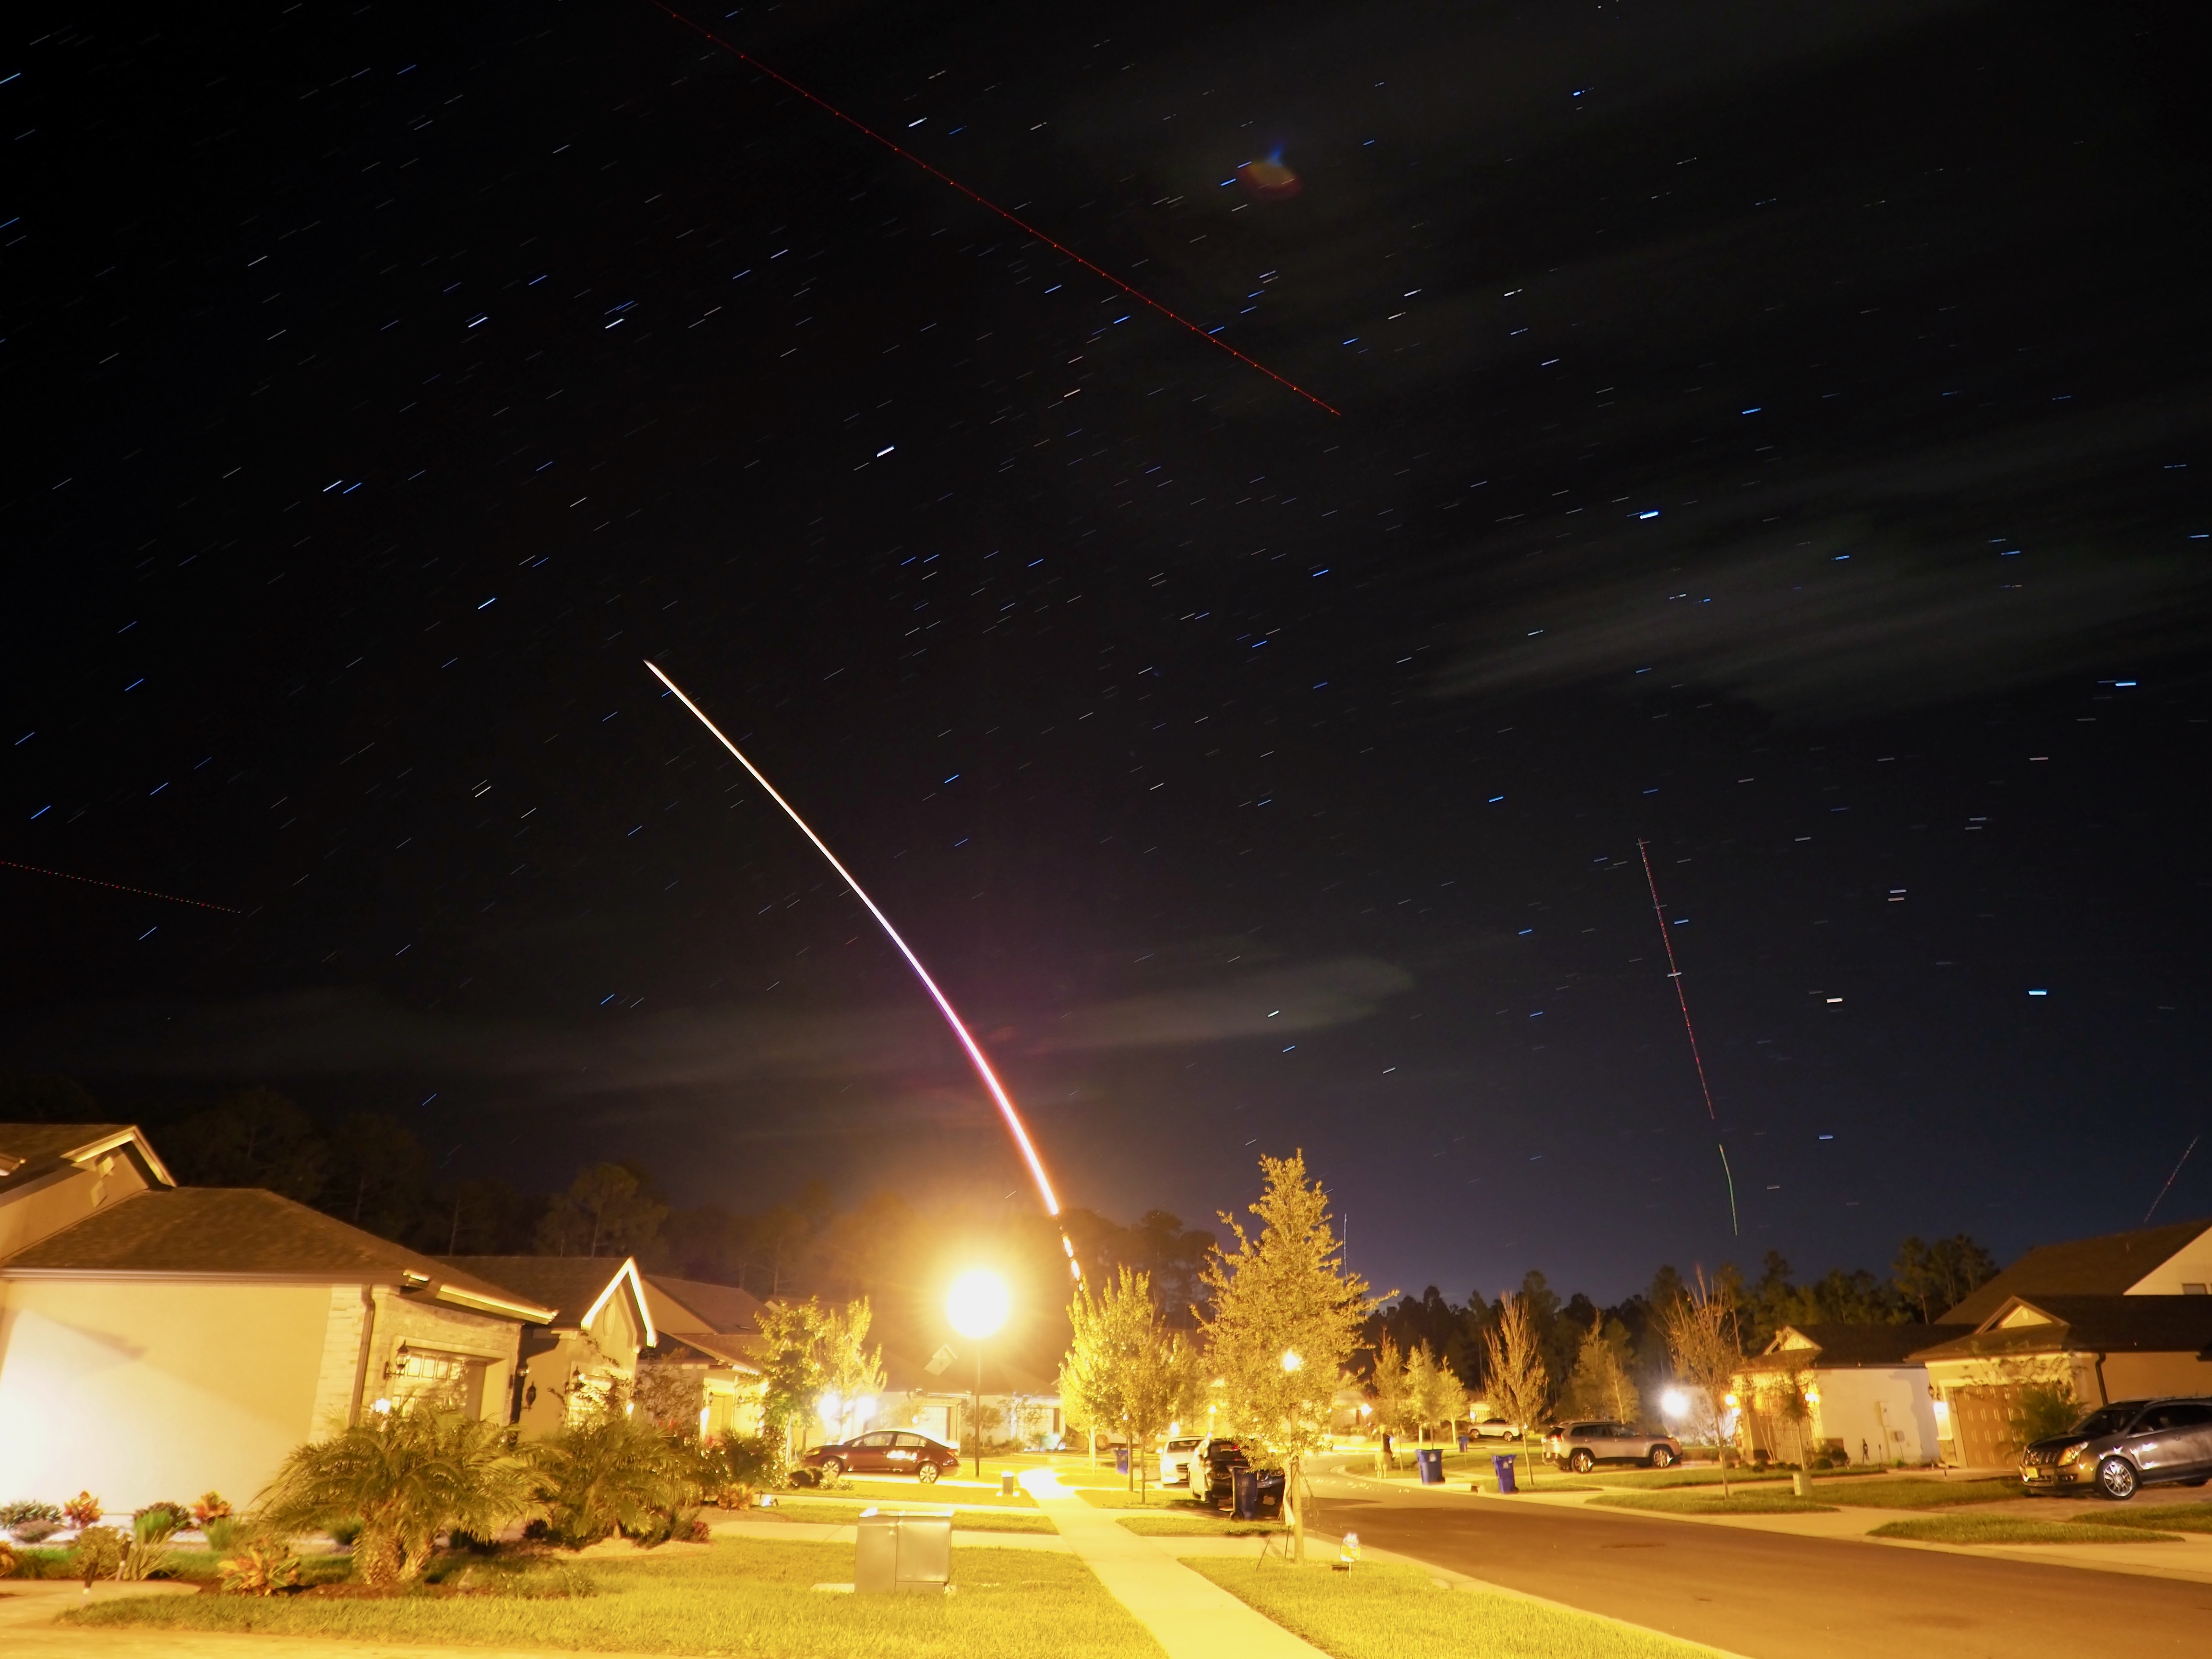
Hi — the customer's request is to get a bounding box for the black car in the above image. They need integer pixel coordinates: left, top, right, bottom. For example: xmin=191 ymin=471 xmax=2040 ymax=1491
xmin=1193 ymin=1437 xmax=1284 ymax=1515
xmin=2020 ymin=1397 xmax=2212 ymax=1500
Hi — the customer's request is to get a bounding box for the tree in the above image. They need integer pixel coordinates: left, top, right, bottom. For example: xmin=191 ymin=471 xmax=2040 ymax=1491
xmin=1200 ymin=1151 xmax=1381 ymax=1563
xmin=1060 ymin=1277 xmax=1123 ymax=1468
xmin=1406 ymin=1342 xmax=1456 ymax=1443
xmin=1894 ymin=1234 xmax=1998 ymax=1323
xmin=326 ymin=1112 xmax=429 ymax=1241
xmin=1365 ymin=1334 xmax=1412 ymax=1463
xmin=531 ymin=1414 xmax=700 ymax=1547
xmin=753 ymin=1296 xmax=885 ymax=1457
xmin=0 ymin=1071 xmax=100 ymax=1123
xmin=1562 ymin=1310 xmax=1639 ymax=1424
xmin=1659 ymin=1268 xmax=1744 ymax=1496
xmin=1481 ymin=1293 xmax=1551 ymax=1488
xmin=533 ymin=1163 xmax=668 ymax=1257
xmin=425 ymin=1176 xmax=531 ymax=1255
xmin=1067 ymin=1266 xmax=1197 ymax=1501
xmin=167 ymin=1087 xmax=329 ymax=1202
xmin=256 ymin=1408 xmax=538 ymax=1585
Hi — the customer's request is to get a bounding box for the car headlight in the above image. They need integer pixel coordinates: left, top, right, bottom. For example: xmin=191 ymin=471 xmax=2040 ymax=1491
xmin=2057 ymin=1441 xmax=2089 ymax=1463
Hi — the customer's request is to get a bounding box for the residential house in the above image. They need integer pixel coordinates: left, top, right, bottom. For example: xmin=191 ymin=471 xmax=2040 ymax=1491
xmin=1734 ymin=1323 xmax=1943 ymax=1466
xmin=442 ymin=1254 xmax=655 ymax=1436
xmin=879 ymin=1342 xmax=1061 ymax=1451
xmin=0 ymin=1123 xmax=553 ymax=1512
xmin=1907 ymin=1214 xmax=2212 ymax=1467
xmin=640 ymin=1274 xmax=768 ymax=1441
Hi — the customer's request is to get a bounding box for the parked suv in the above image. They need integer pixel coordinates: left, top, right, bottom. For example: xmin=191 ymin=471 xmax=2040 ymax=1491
xmin=2020 ymin=1397 xmax=2212 ymax=1500
xmin=1191 ymin=1437 xmax=1285 ymax=1514
xmin=801 ymin=1429 xmax=960 ymax=1483
xmin=1544 ymin=1419 xmax=1682 ymax=1472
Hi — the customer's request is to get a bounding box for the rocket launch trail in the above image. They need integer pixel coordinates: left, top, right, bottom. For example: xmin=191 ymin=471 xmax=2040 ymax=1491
xmin=645 ymin=662 xmax=1082 ymax=1275
xmin=1637 ymin=838 xmax=1740 ymax=1237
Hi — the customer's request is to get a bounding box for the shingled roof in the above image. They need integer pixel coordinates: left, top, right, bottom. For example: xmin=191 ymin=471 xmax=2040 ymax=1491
xmin=1942 ymin=1217 xmax=2212 ymax=1327
xmin=1745 ymin=1322 xmax=1939 ymax=1370
xmin=441 ymin=1254 xmax=653 ymax=1341
xmin=644 ymin=1274 xmax=769 ymax=1336
xmin=0 ymin=1186 xmax=553 ymax=1320
xmin=1910 ymin=1295 xmax=2212 ymax=1363
xmin=0 ymin=1122 xmax=174 ymax=1186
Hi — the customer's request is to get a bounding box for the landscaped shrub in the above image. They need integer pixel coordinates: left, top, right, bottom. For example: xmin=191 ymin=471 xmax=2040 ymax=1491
xmin=0 ymin=1540 xmax=20 ymax=1579
xmin=67 ymin=1525 xmax=124 ymax=1585
xmin=2 ymin=1499 xmax=64 ymax=1528
xmin=693 ymin=1434 xmax=781 ymax=1507
xmin=120 ymin=1504 xmax=183 ymax=1580
xmin=216 ymin=1543 xmax=303 ymax=1596
xmin=191 ymin=1491 xmax=233 ymax=1527
xmin=12 ymin=1519 xmax=60 ymax=1543
xmin=203 ymin=1516 xmax=245 ymax=1552
xmin=258 ymin=1408 xmax=539 ymax=1587
xmin=62 ymin=1491 xmax=103 ymax=1529
xmin=530 ymin=1415 xmax=701 ymax=1548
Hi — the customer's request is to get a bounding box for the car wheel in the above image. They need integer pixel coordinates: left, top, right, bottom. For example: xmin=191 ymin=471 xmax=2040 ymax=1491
xmin=916 ymin=1463 xmax=940 ymax=1484
xmin=2095 ymin=1456 xmax=2139 ymax=1501
xmin=1648 ymin=1445 xmax=1677 ymax=1469
xmin=818 ymin=1457 xmax=844 ymax=1482
xmin=1568 ymin=1449 xmax=1596 ymax=1474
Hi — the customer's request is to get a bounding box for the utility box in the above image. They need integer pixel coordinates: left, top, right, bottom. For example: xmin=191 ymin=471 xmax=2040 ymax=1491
xmin=854 ymin=1509 xmax=952 ymax=1595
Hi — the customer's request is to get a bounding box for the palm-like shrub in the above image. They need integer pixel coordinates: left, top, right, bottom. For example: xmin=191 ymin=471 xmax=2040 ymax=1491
xmin=216 ymin=1543 xmax=303 ymax=1596
xmin=531 ymin=1416 xmax=701 ymax=1547
xmin=257 ymin=1409 xmax=539 ymax=1587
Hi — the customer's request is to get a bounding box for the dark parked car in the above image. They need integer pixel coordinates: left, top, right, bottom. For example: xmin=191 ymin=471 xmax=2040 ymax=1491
xmin=800 ymin=1429 xmax=960 ymax=1483
xmin=2020 ymin=1397 xmax=2212 ymax=1500
xmin=1192 ymin=1436 xmax=1284 ymax=1515
xmin=1543 ymin=1419 xmax=1683 ymax=1472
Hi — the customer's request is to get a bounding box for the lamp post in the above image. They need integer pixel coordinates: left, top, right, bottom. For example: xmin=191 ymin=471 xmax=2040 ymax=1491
xmin=947 ymin=1269 xmax=1010 ymax=1482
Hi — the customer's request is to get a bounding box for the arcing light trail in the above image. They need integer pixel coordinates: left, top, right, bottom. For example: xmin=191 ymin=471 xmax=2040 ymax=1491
xmin=641 ymin=0 xmax=1339 ymax=416
xmin=0 ymin=859 xmax=242 ymax=914
xmin=645 ymin=661 xmax=1082 ymax=1281
xmin=1636 ymin=839 xmax=1739 ymax=1236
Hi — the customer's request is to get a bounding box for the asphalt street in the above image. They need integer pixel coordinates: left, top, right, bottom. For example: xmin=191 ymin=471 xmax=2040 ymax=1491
xmin=1303 ymin=1462 xmax=2212 ymax=1658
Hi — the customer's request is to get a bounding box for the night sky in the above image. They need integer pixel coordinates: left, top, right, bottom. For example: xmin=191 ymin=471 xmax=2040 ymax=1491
xmin=5 ymin=0 xmax=2209 ymax=1305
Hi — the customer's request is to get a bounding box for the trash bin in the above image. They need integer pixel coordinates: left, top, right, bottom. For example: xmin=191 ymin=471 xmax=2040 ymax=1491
xmin=1233 ymin=1467 xmax=1262 ymax=1519
xmin=854 ymin=1509 xmax=952 ymax=1595
xmin=1000 ymin=1471 xmax=1018 ymax=1497
xmin=1417 ymin=1447 xmax=1444 ymax=1485
xmin=1114 ymin=1446 xmax=1130 ymax=1477
xmin=1491 ymin=1454 xmax=1518 ymax=1495
xmin=1456 ymin=1433 xmax=1471 ymax=1454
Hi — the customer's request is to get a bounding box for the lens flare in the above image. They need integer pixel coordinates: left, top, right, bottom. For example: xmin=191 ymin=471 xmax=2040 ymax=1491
xmin=645 ymin=662 xmax=1069 ymax=1233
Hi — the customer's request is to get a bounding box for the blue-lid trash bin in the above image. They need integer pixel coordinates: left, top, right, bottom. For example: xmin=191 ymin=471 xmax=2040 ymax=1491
xmin=1417 ymin=1447 xmax=1444 ymax=1484
xmin=1491 ymin=1453 xmax=1518 ymax=1494
xmin=1233 ymin=1467 xmax=1262 ymax=1519
xmin=1456 ymin=1433 xmax=1471 ymax=1454
xmin=1114 ymin=1445 xmax=1130 ymax=1476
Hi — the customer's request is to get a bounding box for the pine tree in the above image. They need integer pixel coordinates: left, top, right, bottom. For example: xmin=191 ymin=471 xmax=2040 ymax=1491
xmin=1201 ymin=1151 xmax=1381 ymax=1562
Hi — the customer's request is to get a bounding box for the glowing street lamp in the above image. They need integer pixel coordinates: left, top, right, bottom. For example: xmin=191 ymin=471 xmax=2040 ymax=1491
xmin=948 ymin=1269 xmax=1010 ymax=1480
xmin=1660 ymin=1388 xmax=1690 ymax=1420
xmin=1281 ymin=1349 xmax=1303 ymax=1373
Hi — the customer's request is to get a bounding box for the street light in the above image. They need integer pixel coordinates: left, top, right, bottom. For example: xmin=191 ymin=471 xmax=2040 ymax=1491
xmin=1282 ymin=1349 xmax=1303 ymax=1373
xmin=948 ymin=1269 xmax=1010 ymax=1480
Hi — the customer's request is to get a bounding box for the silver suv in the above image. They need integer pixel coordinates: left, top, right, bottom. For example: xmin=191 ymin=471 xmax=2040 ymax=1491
xmin=2020 ymin=1398 xmax=2212 ymax=1500
xmin=1544 ymin=1419 xmax=1682 ymax=1473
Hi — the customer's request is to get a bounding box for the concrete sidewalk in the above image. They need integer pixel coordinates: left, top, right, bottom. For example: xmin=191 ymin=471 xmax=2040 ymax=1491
xmin=1019 ymin=1469 xmax=1327 ymax=1659
xmin=708 ymin=1514 xmax=1070 ymax=1551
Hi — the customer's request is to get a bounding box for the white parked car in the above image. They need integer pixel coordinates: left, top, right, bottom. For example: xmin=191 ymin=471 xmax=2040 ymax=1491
xmin=1159 ymin=1434 xmax=1204 ymax=1486
xmin=1468 ymin=1418 xmax=1521 ymax=1441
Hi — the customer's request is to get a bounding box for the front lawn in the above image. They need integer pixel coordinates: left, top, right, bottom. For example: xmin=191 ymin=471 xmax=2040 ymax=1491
xmin=766 ymin=1498 xmax=1056 ymax=1535
xmin=1591 ymin=1468 xmax=1789 ymax=1490
xmin=1814 ymin=1479 xmax=2022 ymax=1510
xmin=1116 ymin=1514 xmax=1283 ymax=1537
xmin=827 ymin=1479 xmax=1037 ymax=1509
xmin=2077 ymin=1505 xmax=2212 ymax=1534
xmin=64 ymin=1536 xmax=1164 ymax=1659
xmin=1589 ymin=1490 xmax=1834 ymax=1516
xmin=1871 ymin=1515 xmax=2179 ymax=1545
xmin=1185 ymin=1556 xmax=1716 ymax=1658
xmin=1075 ymin=1486 xmax=1214 ymax=1511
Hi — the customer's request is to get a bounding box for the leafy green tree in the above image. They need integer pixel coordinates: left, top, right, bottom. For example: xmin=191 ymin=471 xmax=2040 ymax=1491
xmin=753 ymin=1295 xmax=885 ymax=1456
xmin=2008 ymin=1380 xmax=2080 ymax=1451
xmin=167 ymin=1087 xmax=329 ymax=1202
xmin=1482 ymin=1292 xmax=1551 ymax=1487
xmin=257 ymin=1408 xmax=538 ymax=1585
xmin=327 ymin=1112 xmax=430 ymax=1240
xmin=533 ymin=1163 xmax=668 ymax=1257
xmin=1562 ymin=1310 xmax=1640 ymax=1423
xmin=1894 ymin=1234 xmax=1998 ymax=1323
xmin=1200 ymin=1151 xmax=1381 ymax=1562
xmin=1366 ymin=1334 xmax=1413 ymax=1459
xmin=1406 ymin=1342 xmax=1455 ymax=1443
xmin=1060 ymin=1281 xmax=1122 ymax=1467
xmin=1067 ymin=1266 xmax=1197 ymax=1499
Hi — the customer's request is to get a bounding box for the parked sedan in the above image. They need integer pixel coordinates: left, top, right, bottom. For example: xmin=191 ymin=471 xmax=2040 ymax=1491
xmin=801 ymin=1429 xmax=960 ymax=1483
xmin=1544 ymin=1419 xmax=1682 ymax=1472
xmin=2020 ymin=1397 xmax=2212 ymax=1500
xmin=1159 ymin=1434 xmax=1204 ymax=1487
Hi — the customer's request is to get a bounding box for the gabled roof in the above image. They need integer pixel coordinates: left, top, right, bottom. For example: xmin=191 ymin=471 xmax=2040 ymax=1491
xmin=1744 ymin=1322 xmax=1936 ymax=1370
xmin=0 ymin=1186 xmax=552 ymax=1320
xmin=647 ymin=1328 xmax=761 ymax=1373
xmin=1910 ymin=1295 xmax=2212 ymax=1363
xmin=0 ymin=1122 xmax=175 ymax=1187
xmin=1942 ymin=1217 xmax=2212 ymax=1327
xmin=644 ymin=1273 xmax=768 ymax=1337
xmin=442 ymin=1255 xmax=655 ymax=1344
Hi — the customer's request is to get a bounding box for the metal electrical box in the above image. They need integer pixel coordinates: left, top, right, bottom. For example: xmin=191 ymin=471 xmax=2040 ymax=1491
xmin=854 ymin=1509 xmax=952 ymax=1594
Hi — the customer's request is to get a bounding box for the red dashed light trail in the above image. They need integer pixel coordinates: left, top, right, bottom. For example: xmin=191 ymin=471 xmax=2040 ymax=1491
xmin=1637 ymin=838 xmax=1740 ymax=1236
xmin=0 ymin=859 xmax=242 ymax=914
xmin=643 ymin=0 xmax=1340 ymax=417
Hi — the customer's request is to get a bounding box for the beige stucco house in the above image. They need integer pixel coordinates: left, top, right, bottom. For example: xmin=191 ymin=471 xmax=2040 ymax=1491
xmin=1734 ymin=1323 xmax=1943 ymax=1466
xmin=0 ymin=1123 xmax=553 ymax=1512
xmin=641 ymin=1274 xmax=766 ymax=1442
xmin=441 ymin=1255 xmax=656 ymax=1436
xmin=1907 ymin=1215 xmax=2212 ymax=1467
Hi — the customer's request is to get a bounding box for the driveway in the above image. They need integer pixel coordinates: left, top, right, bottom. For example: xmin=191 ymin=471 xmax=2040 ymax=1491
xmin=1304 ymin=1460 xmax=2212 ymax=1659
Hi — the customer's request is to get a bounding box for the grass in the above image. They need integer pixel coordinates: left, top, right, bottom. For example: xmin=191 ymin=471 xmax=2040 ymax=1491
xmin=1116 ymin=1514 xmax=1283 ymax=1537
xmin=766 ymin=1498 xmax=1057 ymax=1535
xmin=1815 ymin=1478 xmax=2022 ymax=1510
xmin=1872 ymin=1515 xmax=2179 ymax=1546
xmin=1185 ymin=1556 xmax=1717 ymax=1658
xmin=2076 ymin=1505 xmax=2212 ymax=1534
xmin=2 ymin=1546 xmax=349 ymax=1586
xmin=826 ymin=1479 xmax=1037 ymax=1510
xmin=1590 ymin=1467 xmax=1790 ymax=1490
xmin=1075 ymin=1486 xmax=1214 ymax=1511
xmin=1589 ymin=1490 xmax=1834 ymax=1516
xmin=65 ymin=1536 xmax=1163 ymax=1658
